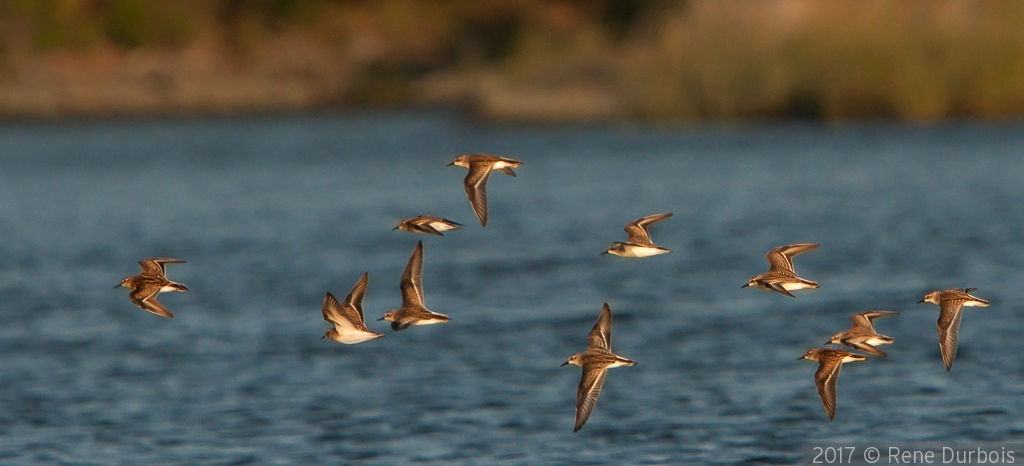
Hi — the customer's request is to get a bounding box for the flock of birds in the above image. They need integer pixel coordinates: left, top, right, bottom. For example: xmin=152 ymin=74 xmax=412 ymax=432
xmin=744 ymin=243 xmax=991 ymax=420
xmin=114 ymin=153 xmax=991 ymax=431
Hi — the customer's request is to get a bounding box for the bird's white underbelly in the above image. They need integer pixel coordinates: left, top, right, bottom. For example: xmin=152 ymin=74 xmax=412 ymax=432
xmin=781 ymin=282 xmax=814 ymax=291
xmin=621 ymin=246 xmax=669 ymax=258
xmin=962 ymin=300 xmax=989 ymax=307
xmin=865 ymin=337 xmax=891 ymax=346
xmin=335 ymin=330 xmax=381 ymax=344
xmin=413 ymin=319 xmax=446 ymax=326
xmin=160 ymin=285 xmax=183 ymax=292
xmin=429 ymin=222 xmax=458 ymax=231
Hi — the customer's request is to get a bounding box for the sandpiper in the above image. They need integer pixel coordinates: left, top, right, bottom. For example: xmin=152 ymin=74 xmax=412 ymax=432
xmin=799 ymin=347 xmax=866 ymax=420
xmin=918 ymin=288 xmax=991 ymax=371
xmin=828 ymin=311 xmax=899 ymax=358
xmin=601 ymin=212 xmax=673 ymax=258
xmin=115 ymin=258 xmax=188 ymax=318
xmin=321 ymin=272 xmax=384 ymax=344
xmin=742 ymin=243 xmax=820 ymax=297
xmin=378 ymin=241 xmax=450 ymax=331
xmin=562 ymin=303 xmax=636 ymax=433
xmin=447 ymin=154 xmax=522 ymax=227
xmin=393 ymin=215 xmax=463 ymax=236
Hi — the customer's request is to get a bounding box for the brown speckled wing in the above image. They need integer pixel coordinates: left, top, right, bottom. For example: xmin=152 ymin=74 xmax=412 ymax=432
xmin=400 ymin=241 xmax=425 ymax=309
xmin=412 ymin=223 xmax=444 ymax=236
xmin=129 ymin=284 xmax=174 ymax=318
xmin=849 ymin=310 xmax=899 ymax=331
xmin=574 ymin=367 xmax=608 ymax=432
xmin=323 ymin=277 xmax=369 ymax=332
xmin=768 ymin=281 xmax=796 ymax=297
xmin=937 ymin=300 xmax=965 ymax=371
xmin=138 ymin=258 xmax=185 ymax=277
xmin=586 ymin=304 xmax=613 ymax=354
xmin=464 ymin=163 xmax=493 ymax=227
xmin=814 ymin=357 xmax=843 ymax=420
xmin=623 ymin=213 xmax=671 ymax=245
xmin=846 ymin=338 xmax=888 ymax=358
xmin=341 ymin=272 xmax=370 ymax=325
xmin=766 ymin=243 xmax=818 ymax=274
xmin=321 ymin=292 xmax=348 ymax=327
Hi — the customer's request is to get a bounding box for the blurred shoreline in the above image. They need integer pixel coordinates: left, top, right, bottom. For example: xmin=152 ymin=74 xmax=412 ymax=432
xmin=2 ymin=0 xmax=1024 ymax=123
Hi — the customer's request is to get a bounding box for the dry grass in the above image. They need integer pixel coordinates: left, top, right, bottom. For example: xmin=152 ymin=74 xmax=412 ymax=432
xmin=486 ymin=0 xmax=1024 ymax=121
xmin=2 ymin=0 xmax=1024 ymax=120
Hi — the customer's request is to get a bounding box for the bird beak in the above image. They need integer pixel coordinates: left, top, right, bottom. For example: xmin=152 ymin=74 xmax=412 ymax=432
xmin=824 ymin=341 xmax=831 ymax=345
xmin=392 ymin=226 xmax=400 ymax=230
xmin=560 ymin=361 xmax=570 ymax=367
xmin=320 ymin=335 xmax=326 ymax=340
xmin=599 ymin=251 xmax=609 ymax=255
xmin=113 ymin=284 xmax=122 ymax=289
xmin=797 ymin=356 xmax=807 ymax=361
xmin=916 ymin=299 xmax=926 ymax=304
xmin=377 ymin=316 xmax=386 ymax=321
xmin=740 ymin=283 xmax=749 ymax=288
xmin=446 ymin=161 xmax=455 ymax=166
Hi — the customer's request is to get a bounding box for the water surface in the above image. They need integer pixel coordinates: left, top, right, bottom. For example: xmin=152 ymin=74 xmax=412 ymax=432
xmin=0 ymin=115 xmax=1023 ymax=464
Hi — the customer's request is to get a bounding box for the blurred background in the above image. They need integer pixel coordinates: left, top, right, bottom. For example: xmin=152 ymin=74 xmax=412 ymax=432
xmin=2 ymin=0 xmax=1024 ymax=122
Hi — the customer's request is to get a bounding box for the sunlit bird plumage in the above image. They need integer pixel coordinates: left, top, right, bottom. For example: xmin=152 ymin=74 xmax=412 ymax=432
xmin=393 ymin=215 xmax=463 ymax=236
xmin=448 ymin=154 xmax=522 ymax=227
xmin=116 ymin=258 xmax=188 ymax=318
xmin=378 ymin=241 xmax=450 ymax=331
xmin=602 ymin=212 xmax=673 ymax=258
xmin=799 ymin=347 xmax=866 ymax=420
xmin=743 ymin=243 xmax=820 ymax=297
xmin=828 ymin=311 xmax=899 ymax=358
xmin=562 ymin=303 xmax=636 ymax=432
xmin=918 ymin=288 xmax=990 ymax=371
xmin=322 ymin=272 xmax=384 ymax=344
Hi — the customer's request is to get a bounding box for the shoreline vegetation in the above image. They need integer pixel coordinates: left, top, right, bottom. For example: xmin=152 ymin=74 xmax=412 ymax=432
xmin=2 ymin=0 xmax=1024 ymax=122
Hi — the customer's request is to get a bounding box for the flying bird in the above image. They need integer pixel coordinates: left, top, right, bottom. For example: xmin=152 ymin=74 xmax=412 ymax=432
xmin=321 ymin=272 xmax=384 ymax=344
xmin=742 ymin=243 xmax=820 ymax=297
xmin=562 ymin=303 xmax=636 ymax=432
xmin=378 ymin=241 xmax=450 ymax=331
xmin=799 ymin=347 xmax=866 ymax=420
xmin=602 ymin=213 xmax=673 ymax=258
xmin=447 ymin=154 xmax=522 ymax=227
xmin=918 ymin=288 xmax=990 ymax=371
xmin=828 ymin=311 xmax=899 ymax=358
xmin=115 ymin=258 xmax=188 ymax=318
xmin=393 ymin=216 xmax=463 ymax=236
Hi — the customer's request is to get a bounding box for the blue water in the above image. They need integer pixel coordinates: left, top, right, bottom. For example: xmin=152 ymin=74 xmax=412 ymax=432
xmin=0 ymin=114 xmax=1023 ymax=464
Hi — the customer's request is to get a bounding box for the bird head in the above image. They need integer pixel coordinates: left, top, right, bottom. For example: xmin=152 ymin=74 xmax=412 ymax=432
xmin=601 ymin=243 xmax=625 ymax=256
xmin=798 ymin=349 xmax=819 ymax=362
xmin=918 ymin=291 xmax=940 ymax=304
xmin=561 ymin=353 xmax=583 ymax=367
xmin=447 ymin=155 xmax=469 ymax=168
